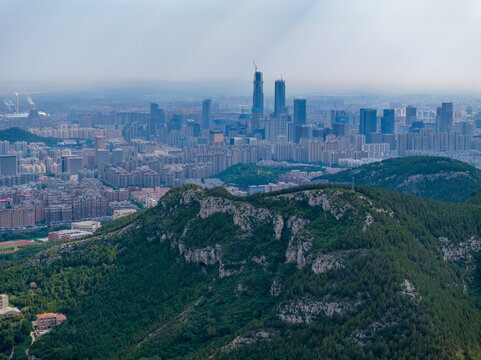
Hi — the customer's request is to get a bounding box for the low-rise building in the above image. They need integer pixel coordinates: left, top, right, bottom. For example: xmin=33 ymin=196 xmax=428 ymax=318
xmin=71 ymin=220 xmax=101 ymax=233
xmin=112 ymin=208 xmax=137 ymax=220
xmin=48 ymin=229 xmax=91 ymax=243
xmin=34 ymin=313 xmax=67 ymax=330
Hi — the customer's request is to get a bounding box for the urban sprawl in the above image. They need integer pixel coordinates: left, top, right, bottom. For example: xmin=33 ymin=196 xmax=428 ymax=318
xmin=1 ymin=70 xmax=480 ymax=235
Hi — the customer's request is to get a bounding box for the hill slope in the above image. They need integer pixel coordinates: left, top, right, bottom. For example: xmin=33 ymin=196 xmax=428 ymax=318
xmin=0 ymin=127 xmax=57 ymax=146
xmin=316 ymin=156 xmax=481 ymax=202
xmin=216 ymin=164 xmax=284 ymax=188
xmin=467 ymin=186 xmax=481 ymax=205
xmin=216 ymin=163 xmax=323 ymax=189
xmin=2 ymin=184 xmax=481 ymax=359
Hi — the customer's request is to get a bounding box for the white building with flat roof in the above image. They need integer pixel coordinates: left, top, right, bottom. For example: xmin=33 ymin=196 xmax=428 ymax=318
xmin=0 ymin=294 xmax=21 ymax=318
xmin=71 ymin=221 xmax=101 ymax=233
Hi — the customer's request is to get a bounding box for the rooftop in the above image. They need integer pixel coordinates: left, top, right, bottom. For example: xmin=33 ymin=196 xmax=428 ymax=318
xmin=37 ymin=313 xmax=56 ymax=318
xmin=0 ymin=306 xmax=21 ymax=317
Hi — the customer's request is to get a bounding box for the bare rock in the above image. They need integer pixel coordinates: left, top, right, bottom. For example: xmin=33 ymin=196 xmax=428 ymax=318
xmin=277 ymin=295 xmax=366 ymax=324
xmin=270 ymin=280 xmax=282 ymax=297
xmin=312 ymin=254 xmax=344 ymax=274
xmin=178 ymin=242 xmax=222 ymax=265
xmin=285 ymin=233 xmax=313 ymax=269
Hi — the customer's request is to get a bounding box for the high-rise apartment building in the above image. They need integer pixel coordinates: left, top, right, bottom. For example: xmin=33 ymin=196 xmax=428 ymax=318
xmin=94 ymin=136 xmax=106 ymax=151
xmin=268 ymin=114 xmax=288 ymax=143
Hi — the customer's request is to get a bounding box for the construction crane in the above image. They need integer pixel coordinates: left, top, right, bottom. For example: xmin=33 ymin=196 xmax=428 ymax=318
xmin=252 ymin=59 xmax=257 ymax=72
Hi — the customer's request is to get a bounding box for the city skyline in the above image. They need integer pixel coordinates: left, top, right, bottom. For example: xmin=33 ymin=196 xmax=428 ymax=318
xmin=0 ymin=0 xmax=480 ymax=95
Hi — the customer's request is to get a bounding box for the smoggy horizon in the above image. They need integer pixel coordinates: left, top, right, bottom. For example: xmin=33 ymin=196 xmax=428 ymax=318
xmin=1 ymin=0 xmax=480 ymax=95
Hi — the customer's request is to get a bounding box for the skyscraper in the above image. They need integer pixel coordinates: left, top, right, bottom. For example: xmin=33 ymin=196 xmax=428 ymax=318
xmin=293 ymin=99 xmax=307 ymax=125
xmin=274 ymin=80 xmax=286 ymax=117
xmin=252 ymin=71 xmax=264 ymax=117
xmin=406 ymin=106 xmax=417 ymax=126
xmin=150 ymin=103 xmax=165 ymax=138
xmin=202 ymin=99 xmax=211 ymax=130
xmin=381 ymin=109 xmax=395 ymax=134
xmin=440 ymin=102 xmax=453 ymax=132
xmin=359 ymin=109 xmax=377 ymax=136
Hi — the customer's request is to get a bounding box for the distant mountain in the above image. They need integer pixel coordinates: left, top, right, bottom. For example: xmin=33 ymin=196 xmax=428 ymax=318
xmin=2 ymin=184 xmax=481 ymax=359
xmin=315 ymin=156 xmax=481 ymax=203
xmin=0 ymin=127 xmax=57 ymax=146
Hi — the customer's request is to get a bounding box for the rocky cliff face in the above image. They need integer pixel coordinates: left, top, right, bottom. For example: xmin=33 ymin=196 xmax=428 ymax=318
xmin=156 ymin=187 xmax=365 ymax=281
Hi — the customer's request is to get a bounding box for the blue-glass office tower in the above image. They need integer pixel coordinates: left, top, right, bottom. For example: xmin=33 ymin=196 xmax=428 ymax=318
xmin=440 ymin=102 xmax=453 ymax=132
xmin=274 ymin=80 xmax=286 ymax=117
xmin=406 ymin=106 xmax=417 ymax=126
xmin=294 ymin=99 xmax=307 ymax=125
xmin=381 ymin=109 xmax=395 ymax=134
xmin=252 ymin=72 xmax=264 ymax=117
xmin=359 ymin=109 xmax=377 ymax=135
xmin=251 ymin=71 xmax=264 ymax=132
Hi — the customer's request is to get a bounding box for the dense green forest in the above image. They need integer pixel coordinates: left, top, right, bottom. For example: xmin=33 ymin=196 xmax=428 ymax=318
xmin=316 ymin=156 xmax=481 ymax=202
xmin=467 ymin=186 xmax=481 ymax=205
xmin=215 ymin=163 xmax=322 ymax=189
xmin=0 ymin=127 xmax=58 ymax=146
xmin=1 ymin=183 xmax=481 ymax=358
xmin=215 ymin=164 xmax=285 ymax=188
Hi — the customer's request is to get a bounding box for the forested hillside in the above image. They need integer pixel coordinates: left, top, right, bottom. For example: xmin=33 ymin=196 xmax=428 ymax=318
xmin=316 ymin=156 xmax=481 ymax=202
xmin=2 ymin=184 xmax=481 ymax=359
xmin=216 ymin=163 xmax=322 ymax=189
xmin=0 ymin=127 xmax=57 ymax=146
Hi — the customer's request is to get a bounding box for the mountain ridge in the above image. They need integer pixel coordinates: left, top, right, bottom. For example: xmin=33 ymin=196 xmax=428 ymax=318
xmin=315 ymin=156 xmax=481 ymax=203
xmin=1 ymin=184 xmax=481 ymax=359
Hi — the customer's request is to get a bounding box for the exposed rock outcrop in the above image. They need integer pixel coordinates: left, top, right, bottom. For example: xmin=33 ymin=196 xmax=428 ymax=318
xmin=439 ymin=236 xmax=481 ymax=262
xmin=178 ymin=242 xmax=222 ymax=265
xmin=270 ymin=280 xmax=282 ymax=297
xmin=278 ymin=295 xmax=367 ymax=324
xmin=401 ymin=279 xmax=417 ymax=298
xmin=312 ymin=253 xmax=345 ymax=274
xmin=222 ymin=331 xmax=277 ymax=352
xmin=285 ymin=233 xmax=313 ymax=269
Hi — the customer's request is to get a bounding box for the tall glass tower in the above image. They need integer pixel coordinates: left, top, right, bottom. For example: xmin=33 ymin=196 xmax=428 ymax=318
xmin=360 ymin=108 xmax=377 ymax=135
xmin=440 ymin=102 xmax=453 ymax=132
xmin=252 ymin=72 xmax=264 ymax=117
xmin=202 ymin=99 xmax=211 ymax=130
xmin=251 ymin=71 xmax=264 ymax=132
xmin=274 ymin=80 xmax=286 ymax=117
xmin=294 ymin=99 xmax=307 ymax=125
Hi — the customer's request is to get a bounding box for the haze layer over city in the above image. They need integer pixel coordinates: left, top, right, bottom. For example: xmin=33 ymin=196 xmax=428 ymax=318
xmin=1 ymin=1 xmax=481 ymax=359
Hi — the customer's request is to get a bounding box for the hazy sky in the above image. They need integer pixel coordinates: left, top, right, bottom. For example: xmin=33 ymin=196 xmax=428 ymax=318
xmin=0 ymin=0 xmax=480 ymax=94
